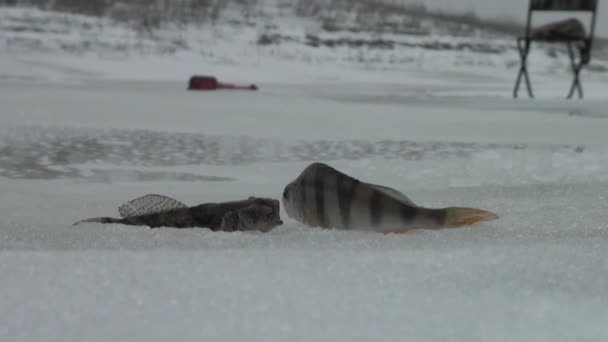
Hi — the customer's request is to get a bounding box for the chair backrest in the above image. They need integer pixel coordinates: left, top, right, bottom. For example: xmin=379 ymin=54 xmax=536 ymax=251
xmin=524 ymin=0 xmax=598 ymax=45
xmin=530 ymin=0 xmax=597 ymax=11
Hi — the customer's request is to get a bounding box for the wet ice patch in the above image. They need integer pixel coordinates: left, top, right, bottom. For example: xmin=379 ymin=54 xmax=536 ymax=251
xmin=0 ymin=125 xmax=589 ymax=182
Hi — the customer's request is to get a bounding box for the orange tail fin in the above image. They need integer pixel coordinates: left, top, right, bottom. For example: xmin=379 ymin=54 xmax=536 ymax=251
xmin=444 ymin=207 xmax=498 ymax=227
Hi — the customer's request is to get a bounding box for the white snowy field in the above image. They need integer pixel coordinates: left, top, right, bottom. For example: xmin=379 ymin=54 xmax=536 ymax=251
xmin=1 ymin=55 xmax=608 ymax=342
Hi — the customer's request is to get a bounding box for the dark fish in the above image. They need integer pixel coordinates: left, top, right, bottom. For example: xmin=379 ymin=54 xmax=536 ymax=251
xmin=282 ymin=163 xmax=498 ymax=233
xmin=74 ymin=194 xmax=283 ymax=232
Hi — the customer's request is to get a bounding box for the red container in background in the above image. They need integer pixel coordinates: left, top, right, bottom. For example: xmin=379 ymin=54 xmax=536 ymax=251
xmin=188 ymin=75 xmax=258 ymax=91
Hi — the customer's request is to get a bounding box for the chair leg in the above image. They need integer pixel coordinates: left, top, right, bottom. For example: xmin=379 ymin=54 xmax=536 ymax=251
xmin=523 ymin=63 xmax=534 ymax=98
xmin=566 ymin=42 xmax=584 ymax=99
xmin=513 ymin=67 xmax=524 ymax=98
xmin=514 ymin=39 xmax=534 ymax=98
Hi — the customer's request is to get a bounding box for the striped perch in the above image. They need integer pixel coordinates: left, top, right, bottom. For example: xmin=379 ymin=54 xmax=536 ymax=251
xmin=282 ymin=163 xmax=498 ymax=234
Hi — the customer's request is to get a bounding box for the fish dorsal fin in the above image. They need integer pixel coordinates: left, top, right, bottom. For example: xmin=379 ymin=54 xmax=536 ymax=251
xmin=118 ymin=194 xmax=188 ymax=218
xmin=366 ymin=183 xmax=417 ymax=207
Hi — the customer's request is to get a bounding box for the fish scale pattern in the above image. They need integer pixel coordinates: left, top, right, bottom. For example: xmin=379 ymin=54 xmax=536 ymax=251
xmin=118 ymin=194 xmax=188 ymax=218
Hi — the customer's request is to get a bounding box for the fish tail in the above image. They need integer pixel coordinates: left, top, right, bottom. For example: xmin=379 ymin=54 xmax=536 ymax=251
xmin=443 ymin=207 xmax=498 ymax=228
xmin=72 ymin=217 xmax=124 ymax=226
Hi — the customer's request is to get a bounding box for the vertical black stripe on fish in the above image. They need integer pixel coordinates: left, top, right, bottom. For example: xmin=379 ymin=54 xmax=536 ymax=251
xmin=427 ymin=209 xmax=447 ymax=226
xmin=337 ymin=177 xmax=358 ymax=229
xmin=314 ymin=168 xmax=328 ymax=227
xmin=400 ymin=204 xmax=418 ymax=223
xmin=369 ymin=189 xmax=384 ymax=227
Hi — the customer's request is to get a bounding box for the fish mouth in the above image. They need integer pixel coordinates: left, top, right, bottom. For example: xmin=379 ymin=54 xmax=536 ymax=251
xmin=281 ymin=198 xmax=291 ymax=218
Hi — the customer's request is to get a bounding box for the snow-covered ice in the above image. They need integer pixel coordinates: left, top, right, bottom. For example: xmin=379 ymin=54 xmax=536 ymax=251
xmin=2 ymin=71 xmax=608 ymax=341
xmin=2 ymin=8 xmax=608 ymax=339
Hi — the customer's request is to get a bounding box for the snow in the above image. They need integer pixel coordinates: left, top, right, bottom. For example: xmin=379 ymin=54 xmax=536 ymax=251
xmin=2 ymin=75 xmax=608 ymax=341
xmin=2 ymin=5 xmax=608 ymax=342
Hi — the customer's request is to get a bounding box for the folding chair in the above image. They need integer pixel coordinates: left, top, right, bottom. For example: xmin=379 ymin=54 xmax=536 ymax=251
xmin=513 ymin=0 xmax=598 ymax=99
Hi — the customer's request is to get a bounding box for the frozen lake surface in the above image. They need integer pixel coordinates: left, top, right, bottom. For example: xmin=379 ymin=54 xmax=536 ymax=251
xmin=1 ymin=69 xmax=608 ymax=341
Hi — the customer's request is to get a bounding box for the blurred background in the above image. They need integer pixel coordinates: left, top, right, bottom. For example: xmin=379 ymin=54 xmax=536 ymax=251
xmin=0 ymin=0 xmax=606 ymax=83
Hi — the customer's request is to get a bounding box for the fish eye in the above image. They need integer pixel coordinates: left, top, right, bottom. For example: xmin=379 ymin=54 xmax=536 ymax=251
xmin=283 ymin=187 xmax=290 ymax=200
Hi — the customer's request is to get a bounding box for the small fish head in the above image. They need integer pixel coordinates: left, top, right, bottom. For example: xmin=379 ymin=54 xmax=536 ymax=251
xmin=282 ymin=180 xmax=304 ymax=223
xmin=237 ymin=199 xmax=283 ymax=232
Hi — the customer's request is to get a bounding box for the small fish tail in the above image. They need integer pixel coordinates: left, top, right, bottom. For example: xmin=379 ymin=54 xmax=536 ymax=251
xmin=72 ymin=217 xmax=124 ymax=226
xmin=444 ymin=207 xmax=498 ymax=228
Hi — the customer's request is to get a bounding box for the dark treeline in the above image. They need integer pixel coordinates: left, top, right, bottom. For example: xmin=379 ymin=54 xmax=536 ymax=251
xmin=0 ymin=0 xmax=260 ymax=26
xmin=0 ymin=0 xmax=513 ymax=33
xmin=0 ymin=0 xmax=539 ymax=38
xmin=295 ymin=0 xmax=523 ymax=36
